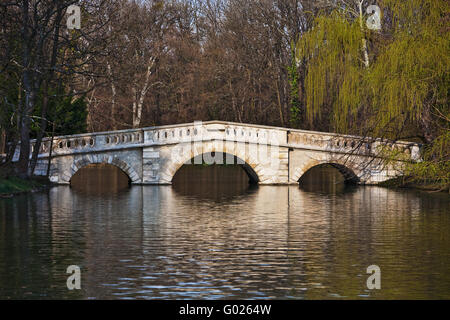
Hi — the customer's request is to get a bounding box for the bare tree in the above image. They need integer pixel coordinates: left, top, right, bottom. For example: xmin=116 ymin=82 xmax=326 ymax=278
xmin=0 ymin=0 xmax=119 ymax=178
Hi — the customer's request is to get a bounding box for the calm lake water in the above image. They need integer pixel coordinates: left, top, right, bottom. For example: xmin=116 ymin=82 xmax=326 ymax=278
xmin=0 ymin=165 xmax=449 ymax=299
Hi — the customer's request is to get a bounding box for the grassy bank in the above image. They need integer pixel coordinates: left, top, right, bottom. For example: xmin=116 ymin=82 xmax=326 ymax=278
xmin=379 ymin=177 xmax=450 ymax=194
xmin=0 ymin=176 xmax=50 ymax=197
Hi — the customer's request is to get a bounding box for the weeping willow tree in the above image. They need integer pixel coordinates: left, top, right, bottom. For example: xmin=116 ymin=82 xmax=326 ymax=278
xmin=295 ymin=0 xmax=449 ymax=190
xmin=369 ymin=0 xmax=449 ymax=190
xmin=369 ymin=0 xmax=448 ymax=142
xmin=294 ymin=11 xmax=369 ymax=133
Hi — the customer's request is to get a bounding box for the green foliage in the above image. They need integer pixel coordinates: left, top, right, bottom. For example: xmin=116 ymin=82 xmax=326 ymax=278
xmin=294 ymin=1 xmax=449 ymax=188
xmin=33 ymin=92 xmax=88 ymax=137
xmin=1 ymin=71 xmax=88 ymax=139
xmin=0 ymin=71 xmax=20 ymax=135
xmin=0 ymin=176 xmax=43 ymax=195
xmin=295 ymin=12 xmax=366 ymax=133
xmin=404 ymin=132 xmax=450 ymax=190
xmin=368 ymin=0 xmax=449 ymax=139
xmin=51 ymin=96 xmax=88 ymax=136
xmin=288 ymin=46 xmax=301 ymax=127
xmin=381 ymin=0 xmax=448 ymax=34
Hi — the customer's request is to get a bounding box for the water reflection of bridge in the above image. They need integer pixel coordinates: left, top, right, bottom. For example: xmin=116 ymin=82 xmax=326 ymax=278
xmin=2 ymin=182 xmax=446 ymax=299
xmin=36 ymin=185 xmax=429 ymax=298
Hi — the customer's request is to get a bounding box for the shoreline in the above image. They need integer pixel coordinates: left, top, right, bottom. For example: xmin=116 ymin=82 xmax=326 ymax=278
xmin=379 ymin=177 xmax=449 ymax=194
xmin=0 ymin=177 xmax=52 ymax=198
xmin=1 ymin=176 xmax=448 ymax=198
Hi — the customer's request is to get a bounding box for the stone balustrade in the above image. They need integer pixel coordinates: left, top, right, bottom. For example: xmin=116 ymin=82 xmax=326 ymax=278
xmin=21 ymin=121 xmax=420 ymax=162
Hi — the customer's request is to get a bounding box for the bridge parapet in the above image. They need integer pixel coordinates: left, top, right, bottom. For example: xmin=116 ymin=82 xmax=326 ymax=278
xmin=16 ymin=128 xmax=144 ymax=160
xmin=223 ymin=124 xmax=286 ymax=145
xmin=15 ymin=120 xmax=420 ymax=164
xmin=287 ymin=131 xmax=421 ymax=161
xmin=148 ymin=123 xmax=206 ymax=145
xmin=146 ymin=122 xmax=286 ymax=147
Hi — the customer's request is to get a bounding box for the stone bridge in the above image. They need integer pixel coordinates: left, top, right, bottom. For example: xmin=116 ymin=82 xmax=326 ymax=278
xmin=17 ymin=121 xmax=421 ymax=185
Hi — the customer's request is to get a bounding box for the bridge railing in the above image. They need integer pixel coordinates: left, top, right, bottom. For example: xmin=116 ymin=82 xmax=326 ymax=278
xmin=13 ymin=128 xmax=145 ymax=160
xmin=148 ymin=122 xmax=286 ymax=148
xmin=149 ymin=123 xmax=205 ymax=144
xmin=13 ymin=120 xmax=421 ymax=162
xmin=287 ymin=131 xmax=421 ymax=161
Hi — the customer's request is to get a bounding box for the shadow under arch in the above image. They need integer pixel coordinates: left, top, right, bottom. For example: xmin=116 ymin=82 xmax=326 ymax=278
xmin=172 ymin=152 xmax=260 ymax=185
xmin=320 ymin=163 xmax=359 ymax=184
xmin=294 ymin=160 xmax=361 ymax=184
xmin=297 ymin=162 xmax=360 ymax=194
xmin=70 ymin=163 xmax=131 ymax=183
xmin=70 ymin=163 xmax=132 ymax=194
xmin=66 ymin=155 xmax=140 ymax=185
xmin=161 ymin=144 xmax=265 ymax=184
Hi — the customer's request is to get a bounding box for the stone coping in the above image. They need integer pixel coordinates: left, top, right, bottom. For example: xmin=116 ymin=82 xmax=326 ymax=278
xmin=29 ymin=120 xmax=419 ymax=147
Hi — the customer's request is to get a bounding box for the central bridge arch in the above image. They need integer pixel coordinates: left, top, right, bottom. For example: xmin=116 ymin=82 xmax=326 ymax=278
xmin=158 ymin=142 xmax=267 ymax=184
xmin=172 ymin=152 xmax=260 ymax=184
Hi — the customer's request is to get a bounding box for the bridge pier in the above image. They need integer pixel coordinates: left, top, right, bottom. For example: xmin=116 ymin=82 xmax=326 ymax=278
xmin=143 ymin=147 xmax=162 ymax=184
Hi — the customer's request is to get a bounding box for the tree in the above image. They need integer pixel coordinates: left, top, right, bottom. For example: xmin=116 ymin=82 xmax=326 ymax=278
xmin=288 ymin=46 xmax=301 ymax=127
xmin=295 ymin=0 xmax=449 ymax=190
xmin=33 ymin=90 xmax=87 ymax=137
xmin=295 ymin=11 xmax=367 ymax=132
xmin=0 ymin=0 xmax=118 ymax=178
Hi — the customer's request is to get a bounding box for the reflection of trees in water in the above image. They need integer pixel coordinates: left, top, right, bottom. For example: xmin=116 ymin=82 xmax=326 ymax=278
xmin=48 ymin=186 xmax=145 ymax=299
xmin=140 ymin=186 xmax=292 ymax=299
xmin=0 ymin=191 xmax=85 ymax=299
xmin=287 ymin=186 xmax=450 ymax=299
xmin=0 ymin=180 xmax=449 ymax=299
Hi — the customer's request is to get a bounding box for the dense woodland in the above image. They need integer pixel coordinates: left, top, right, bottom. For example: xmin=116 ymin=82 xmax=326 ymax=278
xmin=0 ymin=0 xmax=448 ymax=190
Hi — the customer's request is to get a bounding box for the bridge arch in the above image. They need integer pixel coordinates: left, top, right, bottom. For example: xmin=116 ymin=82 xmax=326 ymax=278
xmin=159 ymin=143 xmax=266 ymax=184
xmin=62 ymin=154 xmax=141 ymax=184
xmin=293 ymin=159 xmax=361 ymax=184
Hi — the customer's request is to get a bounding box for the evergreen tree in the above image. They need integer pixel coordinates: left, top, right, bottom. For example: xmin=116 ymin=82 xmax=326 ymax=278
xmin=33 ymin=92 xmax=88 ymax=137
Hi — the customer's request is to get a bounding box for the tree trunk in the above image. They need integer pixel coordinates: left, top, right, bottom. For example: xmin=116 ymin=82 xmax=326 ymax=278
xmin=132 ymin=56 xmax=155 ymax=128
xmin=107 ymin=62 xmax=117 ymax=130
xmin=275 ymin=79 xmax=285 ymax=126
xmin=0 ymin=129 xmax=5 ymax=155
xmin=16 ymin=87 xmax=35 ymax=179
xmin=46 ymin=122 xmax=55 ymax=178
xmin=30 ymin=80 xmax=50 ymax=176
xmin=358 ymin=0 xmax=370 ymax=68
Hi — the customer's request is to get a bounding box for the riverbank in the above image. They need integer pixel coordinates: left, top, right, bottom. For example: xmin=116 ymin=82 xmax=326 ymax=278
xmin=379 ymin=177 xmax=450 ymax=194
xmin=0 ymin=176 xmax=51 ymax=197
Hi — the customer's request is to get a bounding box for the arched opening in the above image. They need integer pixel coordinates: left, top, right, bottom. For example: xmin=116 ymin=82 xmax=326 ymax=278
xmin=172 ymin=152 xmax=258 ymax=199
xmin=298 ymin=163 xmax=359 ymax=194
xmin=70 ymin=163 xmax=131 ymax=193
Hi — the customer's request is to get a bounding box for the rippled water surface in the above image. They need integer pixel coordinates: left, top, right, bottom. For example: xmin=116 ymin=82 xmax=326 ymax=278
xmin=0 ymin=165 xmax=449 ymax=299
